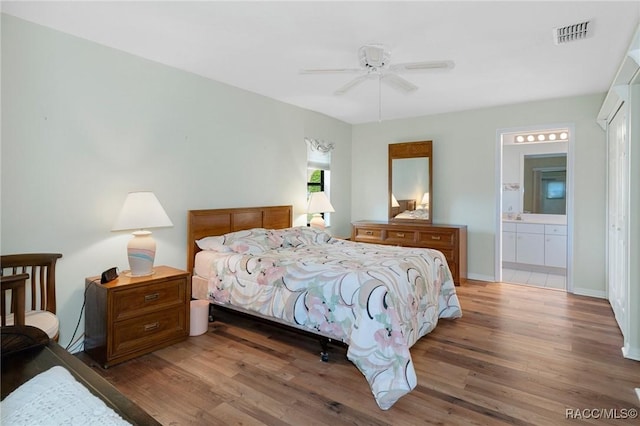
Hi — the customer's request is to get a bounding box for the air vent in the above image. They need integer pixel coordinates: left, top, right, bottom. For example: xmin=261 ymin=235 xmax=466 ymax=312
xmin=554 ymin=20 xmax=591 ymax=45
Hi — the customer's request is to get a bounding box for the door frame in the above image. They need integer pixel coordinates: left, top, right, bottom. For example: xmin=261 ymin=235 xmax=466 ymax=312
xmin=494 ymin=123 xmax=575 ymax=293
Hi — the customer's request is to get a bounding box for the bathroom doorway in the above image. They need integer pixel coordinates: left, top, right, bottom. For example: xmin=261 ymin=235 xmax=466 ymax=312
xmin=496 ymin=125 xmax=574 ymax=292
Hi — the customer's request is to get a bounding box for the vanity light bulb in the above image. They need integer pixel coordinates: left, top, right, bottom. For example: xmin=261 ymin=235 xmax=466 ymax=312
xmin=560 ymin=132 xmax=568 ymax=140
xmin=527 ymin=135 xmax=535 ymax=142
xmin=516 ymin=135 xmax=525 ymax=143
xmin=538 ymin=134 xmax=546 ymax=141
xmin=549 ymin=133 xmax=557 ymax=141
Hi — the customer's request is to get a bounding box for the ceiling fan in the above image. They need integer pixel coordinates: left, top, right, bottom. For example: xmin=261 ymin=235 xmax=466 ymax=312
xmin=300 ymin=44 xmax=455 ymax=96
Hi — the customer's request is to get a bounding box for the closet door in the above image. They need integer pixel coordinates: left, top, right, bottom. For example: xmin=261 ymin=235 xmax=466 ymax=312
xmin=607 ymin=103 xmax=629 ymax=338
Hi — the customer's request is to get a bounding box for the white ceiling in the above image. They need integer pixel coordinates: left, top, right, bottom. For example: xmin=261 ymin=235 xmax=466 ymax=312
xmin=2 ymin=1 xmax=639 ymax=124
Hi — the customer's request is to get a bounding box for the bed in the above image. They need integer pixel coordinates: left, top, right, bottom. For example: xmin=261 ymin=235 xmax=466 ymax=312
xmin=187 ymin=205 xmax=462 ymax=410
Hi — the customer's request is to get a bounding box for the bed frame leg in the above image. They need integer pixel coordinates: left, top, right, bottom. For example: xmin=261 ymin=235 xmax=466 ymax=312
xmin=208 ymin=304 xmax=215 ymax=322
xmin=320 ymin=338 xmax=329 ymax=362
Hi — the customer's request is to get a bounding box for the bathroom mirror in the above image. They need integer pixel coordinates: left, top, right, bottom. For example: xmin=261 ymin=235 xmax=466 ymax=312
xmin=388 ymin=141 xmax=433 ymax=223
xmin=523 ymin=153 xmax=567 ymax=214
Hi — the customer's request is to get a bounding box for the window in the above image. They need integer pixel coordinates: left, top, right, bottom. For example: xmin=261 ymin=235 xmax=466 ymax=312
xmin=307 ymin=169 xmax=324 ymax=194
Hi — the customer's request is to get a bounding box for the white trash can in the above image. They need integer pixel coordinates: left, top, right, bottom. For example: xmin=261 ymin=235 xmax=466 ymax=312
xmin=189 ymin=300 xmax=209 ymax=336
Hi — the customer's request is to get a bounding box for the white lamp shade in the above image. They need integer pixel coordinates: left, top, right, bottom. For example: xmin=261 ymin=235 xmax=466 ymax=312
xmin=391 ymin=194 xmax=400 ymax=208
xmin=307 ymin=192 xmax=335 ymax=214
xmin=112 ymin=192 xmax=173 ymax=231
xmin=112 ymin=191 xmax=173 ymax=277
xmin=421 ymin=192 xmax=430 ymax=205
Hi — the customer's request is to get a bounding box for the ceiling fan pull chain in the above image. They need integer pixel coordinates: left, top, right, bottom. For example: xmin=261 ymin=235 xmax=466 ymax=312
xmin=378 ymin=73 xmax=382 ymax=122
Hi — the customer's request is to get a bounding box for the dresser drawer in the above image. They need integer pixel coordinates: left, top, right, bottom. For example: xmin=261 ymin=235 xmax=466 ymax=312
xmin=351 ymin=222 xmax=466 ymax=285
xmin=113 ymin=278 xmax=186 ymax=321
xmin=111 ymin=307 xmax=186 ymax=358
xmin=384 ymin=229 xmax=416 ymax=244
xmin=447 ymin=262 xmax=459 ymax=282
xmin=354 ymin=227 xmax=384 ymax=242
xmin=417 ymin=230 xmax=456 ymax=248
xmin=433 ymin=247 xmax=455 ymax=263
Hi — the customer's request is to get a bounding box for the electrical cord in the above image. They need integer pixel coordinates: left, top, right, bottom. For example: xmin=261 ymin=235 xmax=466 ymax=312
xmin=65 ymin=278 xmax=99 ymax=351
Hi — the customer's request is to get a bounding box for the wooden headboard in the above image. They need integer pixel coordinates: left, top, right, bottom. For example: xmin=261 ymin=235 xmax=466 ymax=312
xmin=186 ymin=205 xmax=293 ymax=273
xmin=391 ymin=199 xmax=416 ymax=216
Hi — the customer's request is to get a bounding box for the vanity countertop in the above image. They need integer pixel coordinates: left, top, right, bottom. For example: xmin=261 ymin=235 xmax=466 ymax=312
xmin=502 ymin=214 xmax=567 ymax=225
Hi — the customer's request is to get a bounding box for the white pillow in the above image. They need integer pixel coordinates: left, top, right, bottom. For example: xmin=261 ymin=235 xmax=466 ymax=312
xmin=195 ymin=235 xmax=232 ymax=252
xmin=196 ymin=228 xmax=271 ymax=254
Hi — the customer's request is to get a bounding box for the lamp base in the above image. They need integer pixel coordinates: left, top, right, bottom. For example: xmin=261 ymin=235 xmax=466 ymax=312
xmin=127 ymin=230 xmax=156 ymax=277
xmin=309 ymin=214 xmax=326 ymax=230
xmin=124 ymin=270 xmax=155 ymax=278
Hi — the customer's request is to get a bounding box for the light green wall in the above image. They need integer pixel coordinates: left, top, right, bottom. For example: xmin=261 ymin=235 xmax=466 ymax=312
xmin=351 ymin=94 xmax=606 ymax=293
xmin=1 ymin=13 xmax=614 ymax=349
xmin=1 ymin=14 xmax=352 ymax=348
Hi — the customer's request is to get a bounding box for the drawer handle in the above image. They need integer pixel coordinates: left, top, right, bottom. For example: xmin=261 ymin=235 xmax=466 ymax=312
xmin=365 ymin=231 xmax=373 ymax=235
xmin=431 ymin=236 xmax=441 ymax=240
xmin=396 ymin=232 xmax=405 ymax=237
xmin=144 ymin=322 xmax=159 ymax=331
xmin=145 ymin=293 xmax=160 ymax=302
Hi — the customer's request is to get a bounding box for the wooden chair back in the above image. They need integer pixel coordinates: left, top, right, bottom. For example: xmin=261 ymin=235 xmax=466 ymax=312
xmin=1 ymin=253 xmax=62 ymax=316
xmin=1 ymin=273 xmax=29 ymax=327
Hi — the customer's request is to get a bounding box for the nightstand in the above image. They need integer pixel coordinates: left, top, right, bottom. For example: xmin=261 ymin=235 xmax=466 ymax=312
xmin=84 ymin=266 xmax=191 ymax=368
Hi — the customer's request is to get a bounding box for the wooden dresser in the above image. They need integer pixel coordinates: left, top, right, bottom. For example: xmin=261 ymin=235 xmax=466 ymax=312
xmin=84 ymin=266 xmax=191 ymax=368
xmin=351 ymin=221 xmax=467 ymax=285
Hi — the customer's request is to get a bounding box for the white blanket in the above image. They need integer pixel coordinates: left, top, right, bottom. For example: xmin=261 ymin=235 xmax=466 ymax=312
xmin=1 ymin=366 xmax=130 ymax=425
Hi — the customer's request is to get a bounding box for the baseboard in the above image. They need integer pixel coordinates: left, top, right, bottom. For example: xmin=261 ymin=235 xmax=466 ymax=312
xmin=502 ymin=262 xmax=566 ymax=275
xmin=622 ymin=344 xmax=640 ymax=361
xmin=466 ymin=273 xmax=495 ymax=283
xmin=571 ymin=287 xmax=606 ymax=299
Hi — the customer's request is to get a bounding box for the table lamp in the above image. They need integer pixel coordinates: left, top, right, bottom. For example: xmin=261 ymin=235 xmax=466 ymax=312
xmin=420 ymin=192 xmax=430 ymax=209
xmin=307 ymin=192 xmax=335 ymax=230
xmin=112 ymin=191 xmax=173 ymax=276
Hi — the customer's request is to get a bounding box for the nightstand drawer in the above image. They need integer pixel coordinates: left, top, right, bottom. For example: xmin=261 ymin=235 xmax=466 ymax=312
xmin=384 ymin=229 xmax=416 ymax=244
xmin=111 ymin=307 xmax=186 ymax=358
xmin=113 ymin=278 xmax=186 ymax=320
xmin=417 ymin=230 xmax=456 ymax=247
xmin=354 ymin=227 xmax=384 ymax=242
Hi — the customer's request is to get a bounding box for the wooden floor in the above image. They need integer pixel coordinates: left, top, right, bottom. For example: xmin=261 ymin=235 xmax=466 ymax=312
xmin=77 ymin=281 xmax=639 ymax=425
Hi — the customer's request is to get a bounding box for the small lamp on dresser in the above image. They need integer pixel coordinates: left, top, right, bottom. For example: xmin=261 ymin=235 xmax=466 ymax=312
xmin=112 ymin=191 xmax=173 ymax=277
xmin=391 ymin=194 xmax=400 ymax=208
xmin=419 ymin=192 xmax=430 ymax=209
xmin=307 ymin=192 xmax=335 ymax=230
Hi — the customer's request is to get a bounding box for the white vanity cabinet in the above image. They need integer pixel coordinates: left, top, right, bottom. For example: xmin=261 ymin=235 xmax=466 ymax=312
xmin=544 ymin=225 xmax=567 ymax=268
xmin=502 ymin=222 xmax=516 ymax=262
xmin=515 ymin=223 xmax=545 ymax=265
xmin=502 ymin=222 xmax=567 ymax=268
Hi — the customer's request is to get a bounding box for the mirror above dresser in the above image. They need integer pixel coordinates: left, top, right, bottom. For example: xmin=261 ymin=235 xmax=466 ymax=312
xmin=388 ymin=141 xmax=433 ymax=224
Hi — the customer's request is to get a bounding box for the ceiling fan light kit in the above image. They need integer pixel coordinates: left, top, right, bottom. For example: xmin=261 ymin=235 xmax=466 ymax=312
xmin=358 ymin=44 xmax=389 ymax=69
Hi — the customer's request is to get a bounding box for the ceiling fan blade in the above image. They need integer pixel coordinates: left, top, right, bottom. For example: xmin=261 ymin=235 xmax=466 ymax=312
xmin=299 ymin=67 xmax=362 ymax=75
xmin=381 ymin=73 xmax=418 ymax=93
xmin=389 ymin=60 xmax=455 ymax=72
xmin=334 ymin=75 xmax=370 ymax=95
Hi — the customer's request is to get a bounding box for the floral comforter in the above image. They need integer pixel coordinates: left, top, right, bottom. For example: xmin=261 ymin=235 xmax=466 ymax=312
xmin=196 ymin=227 xmax=462 ymax=409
